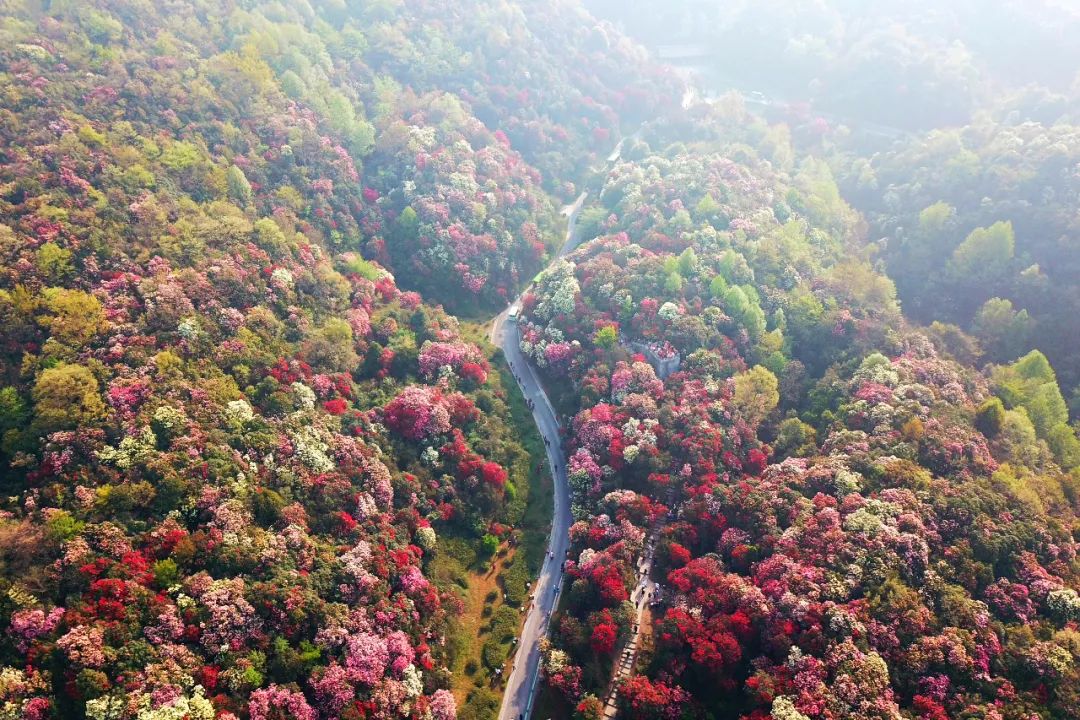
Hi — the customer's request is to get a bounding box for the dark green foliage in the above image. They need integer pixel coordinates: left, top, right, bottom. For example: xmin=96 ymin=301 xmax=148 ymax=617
xmin=975 ymin=398 xmax=1006 ymax=438
xmin=252 ymin=488 xmax=286 ymax=527
xmin=501 ymin=555 xmax=531 ymax=606
xmin=480 ymin=533 xmax=499 ymax=559
xmin=774 ymin=416 xmax=818 ymax=458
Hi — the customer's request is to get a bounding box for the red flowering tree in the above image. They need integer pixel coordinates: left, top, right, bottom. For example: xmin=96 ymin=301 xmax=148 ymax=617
xmin=589 ymin=610 xmax=619 ymax=655
xmin=618 ymin=676 xmax=692 ymax=720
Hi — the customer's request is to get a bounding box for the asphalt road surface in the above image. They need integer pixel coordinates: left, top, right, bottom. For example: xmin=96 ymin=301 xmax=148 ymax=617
xmin=490 ymin=198 xmax=585 ymax=720
xmin=491 ymin=311 xmax=572 ymax=720
xmin=492 ymin=134 xmax=629 ymax=720
xmin=492 ymin=157 xmax=616 ymax=720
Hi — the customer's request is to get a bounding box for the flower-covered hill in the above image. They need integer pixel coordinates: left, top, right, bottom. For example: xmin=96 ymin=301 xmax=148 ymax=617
xmin=521 ymin=138 xmax=1080 ymax=719
xmin=355 ymin=0 xmax=682 ymax=199
xmin=0 ymin=0 xmax=678 ymax=318
xmin=521 ymin=142 xmax=900 ymax=383
xmin=359 ymin=91 xmax=559 ymax=311
xmin=0 ymin=0 xmax=616 ymax=717
xmin=0 ymin=200 xmax=536 ymax=719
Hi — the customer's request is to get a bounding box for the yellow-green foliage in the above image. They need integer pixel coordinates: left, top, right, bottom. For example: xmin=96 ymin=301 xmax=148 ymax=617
xmin=950 ymin=221 xmax=1014 ymax=276
xmin=39 ymin=287 xmax=108 ymax=349
xmin=32 ymin=363 xmax=105 ymax=433
xmin=35 ymin=243 xmax=73 ymax=282
xmin=731 ymin=365 xmax=779 ymax=426
xmin=992 ymin=350 xmax=1079 ymax=468
xmin=991 ymin=463 xmax=1074 ymax=516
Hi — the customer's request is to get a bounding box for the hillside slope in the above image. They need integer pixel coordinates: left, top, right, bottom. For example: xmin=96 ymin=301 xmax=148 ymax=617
xmin=0 ymin=0 xmax=672 ymax=717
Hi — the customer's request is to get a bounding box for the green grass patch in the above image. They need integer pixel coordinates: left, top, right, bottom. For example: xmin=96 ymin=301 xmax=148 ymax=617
xmin=431 ymin=341 xmax=555 ymax=720
xmin=493 ymin=360 xmax=553 ymax=563
xmin=457 ymin=319 xmax=495 ymax=348
xmin=481 ymin=605 xmax=521 ymax=671
xmin=459 ymin=687 xmax=501 ymax=720
xmin=501 ymin=553 xmax=531 ymax=606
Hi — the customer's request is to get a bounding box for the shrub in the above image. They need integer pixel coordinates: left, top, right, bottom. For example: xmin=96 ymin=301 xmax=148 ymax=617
xmin=32 ymin=363 xmax=105 ymax=433
xmin=975 ymin=397 xmax=1006 ymax=438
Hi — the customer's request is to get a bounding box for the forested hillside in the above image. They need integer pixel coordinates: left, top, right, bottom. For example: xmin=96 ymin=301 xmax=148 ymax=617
xmin=587 ymin=0 xmax=1080 ymax=405
xmin=0 ymin=2 xmax=1079 ymax=720
xmin=523 ymin=121 xmax=1080 ymax=720
xmin=586 ymin=0 xmax=1080 ymax=131
xmin=0 ymin=0 xmax=671 ymax=718
xmin=833 ymin=117 xmax=1080 ymax=408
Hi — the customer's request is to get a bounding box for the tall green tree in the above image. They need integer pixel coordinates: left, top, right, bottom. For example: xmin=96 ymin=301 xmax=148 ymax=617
xmin=32 ymin=364 xmax=105 ymax=434
xmin=226 ymin=165 xmax=254 ymax=207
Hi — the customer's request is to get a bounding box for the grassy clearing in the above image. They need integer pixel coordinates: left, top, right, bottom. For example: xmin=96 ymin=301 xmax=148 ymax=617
xmin=433 ymin=323 xmax=554 ymax=720
xmin=495 ymin=359 xmax=554 ymax=576
xmin=457 ymin=318 xmax=495 ymax=348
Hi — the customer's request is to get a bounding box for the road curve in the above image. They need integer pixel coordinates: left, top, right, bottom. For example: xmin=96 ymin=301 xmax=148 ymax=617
xmin=492 ymin=137 xmax=626 ymax=720
xmin=491 ymin=199 xmax=581 ymax=720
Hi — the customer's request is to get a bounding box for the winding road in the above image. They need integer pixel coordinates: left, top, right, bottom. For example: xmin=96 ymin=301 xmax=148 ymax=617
xmin=490 ymin=201 xmax=578 ymax=720
xmin=489 ymin=67 xmax=904 ymax=720
xmin=492 ymin=138 xmax=626 ymax=720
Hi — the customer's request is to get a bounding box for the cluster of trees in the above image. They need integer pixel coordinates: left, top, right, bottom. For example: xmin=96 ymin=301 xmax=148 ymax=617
xmin=360 ymin=91 xmax=559 ymax=311
xmin=833 ymin=119 xmax=1080 ymax=406
xmin=591 ymin=3 xmax=1080 ymax=415
xmin=0 ymin=200 xmax=523 ymax=718
xmin=521 ymin=127 xmax=1080 ymax=718
xmin=0 ymin=0 xmax=679 ymax=312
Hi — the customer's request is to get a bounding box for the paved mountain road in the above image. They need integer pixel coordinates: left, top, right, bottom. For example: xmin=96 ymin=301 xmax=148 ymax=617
xmin=490 ymin=197 xmax=581 ymax=720
xmin=490 ymin=312 xmax=572 ymax=720
xmin=492 ymin=138 xmax=627 ymax=720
